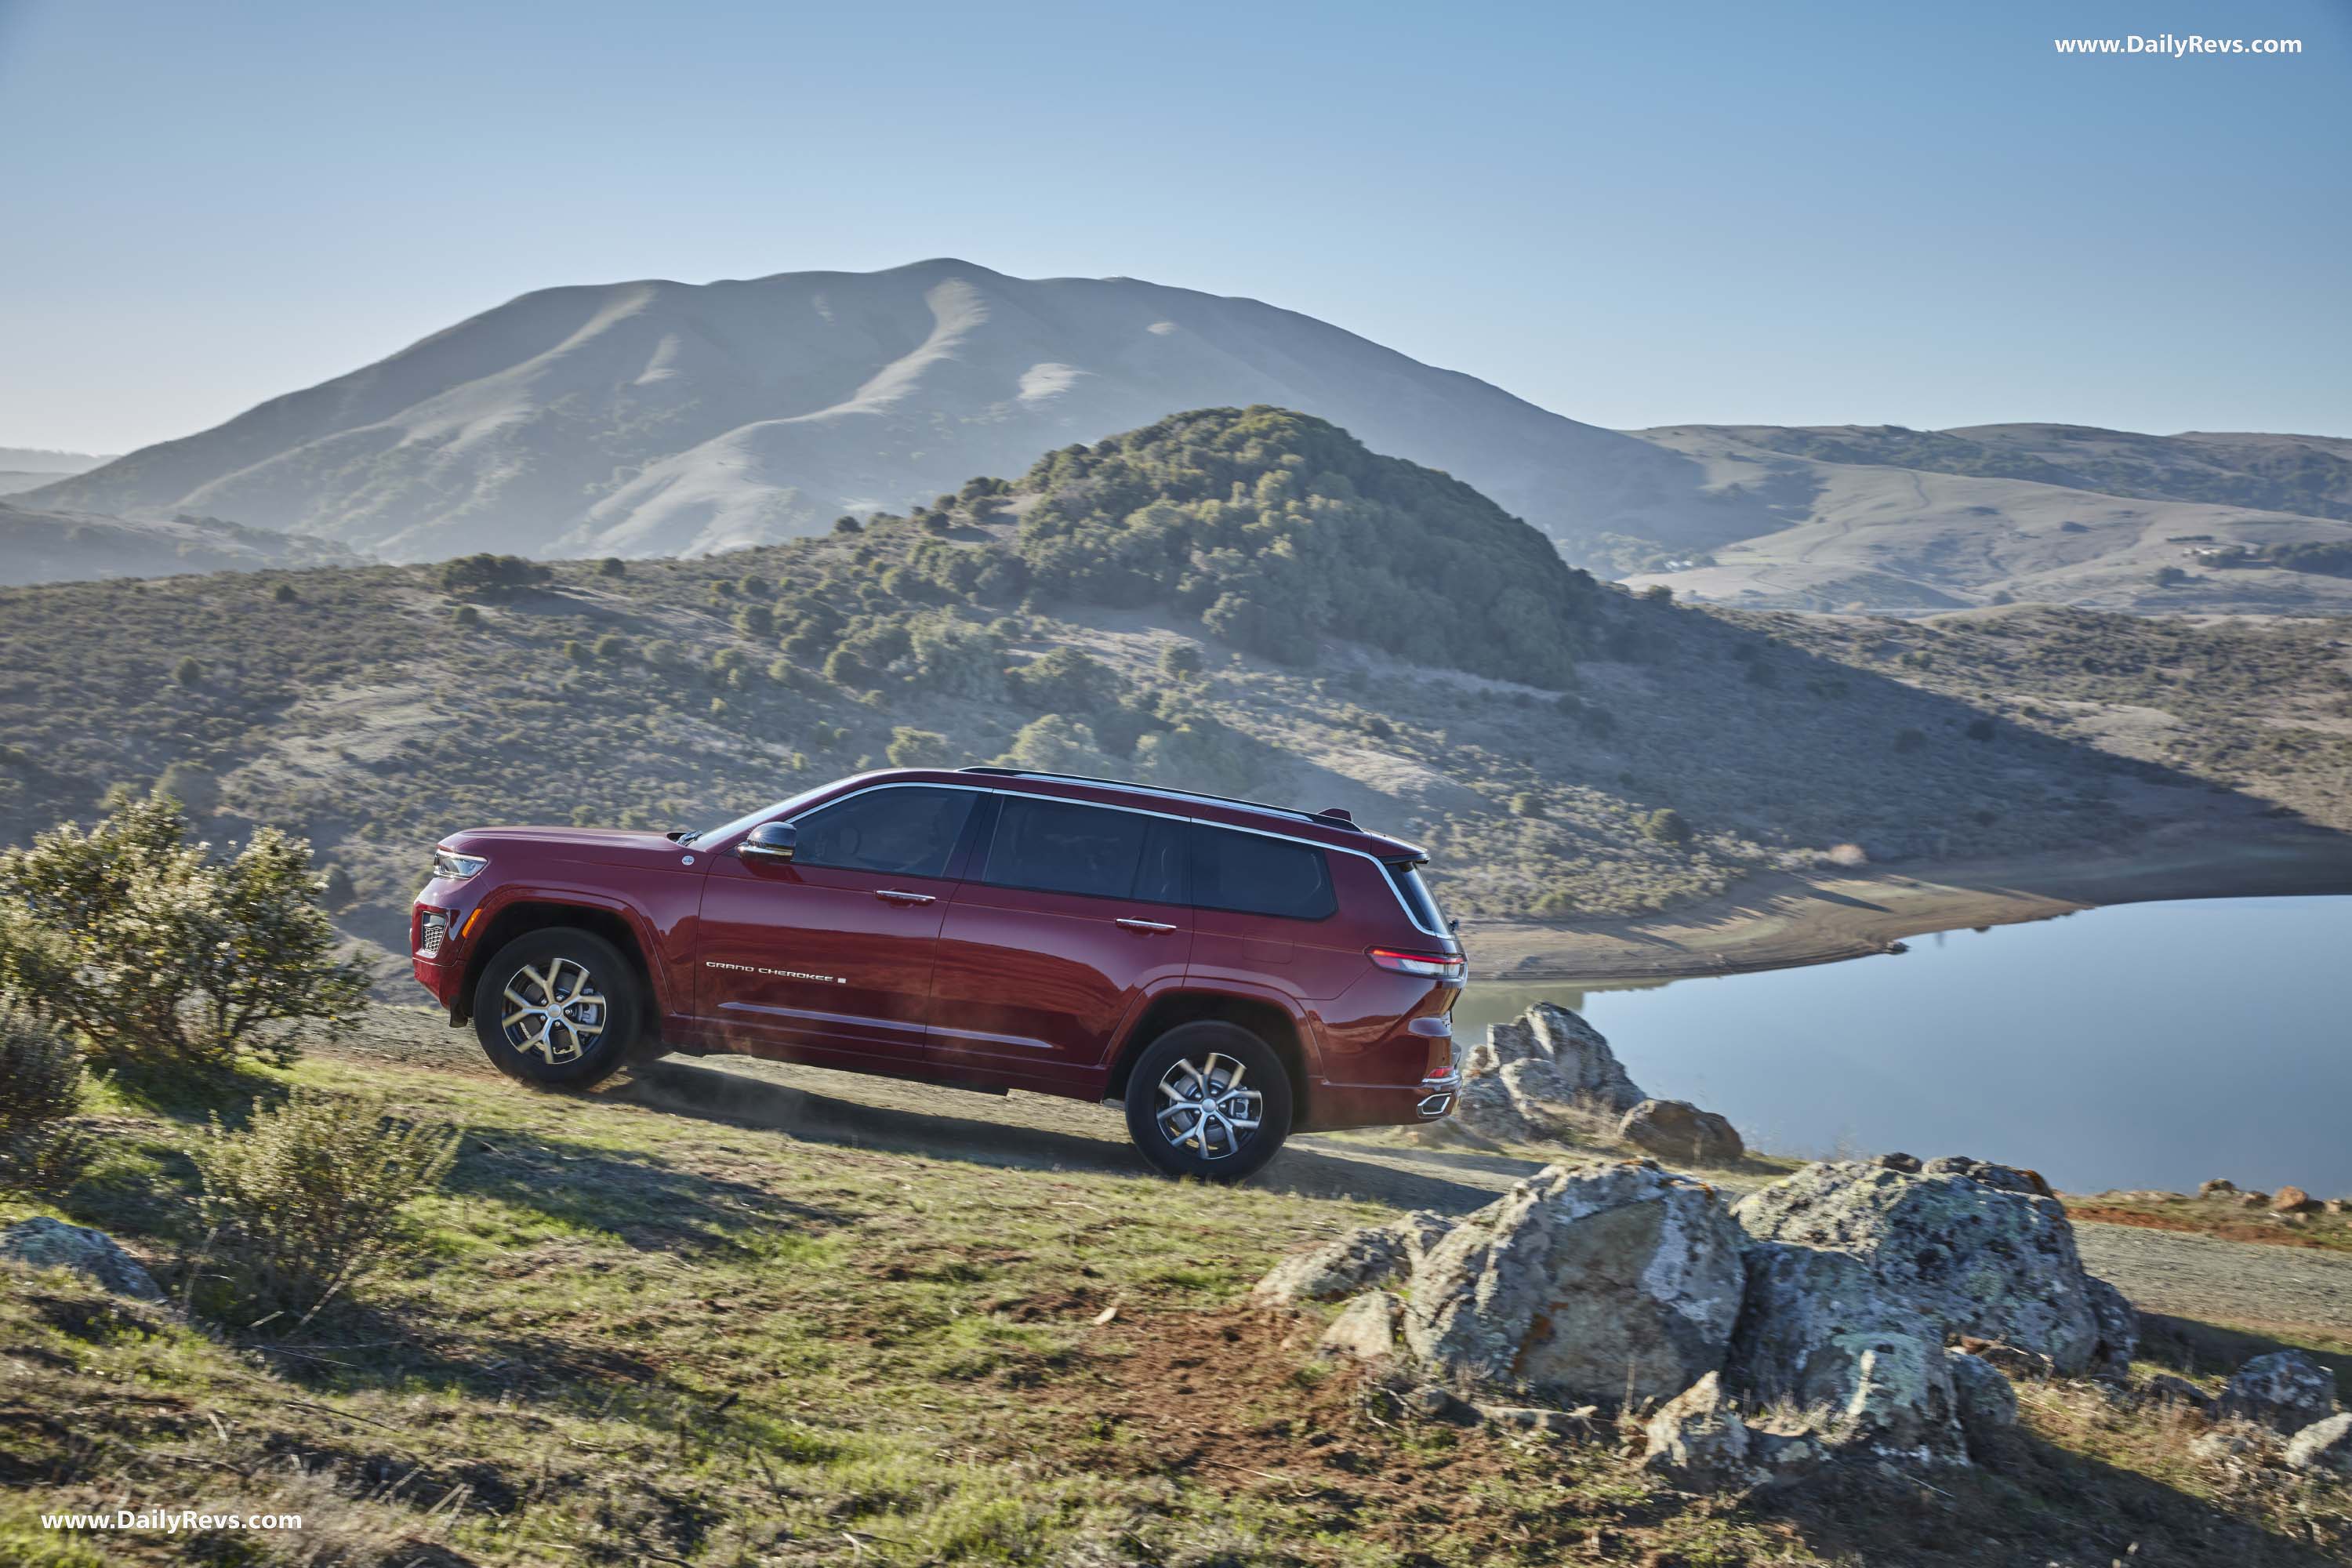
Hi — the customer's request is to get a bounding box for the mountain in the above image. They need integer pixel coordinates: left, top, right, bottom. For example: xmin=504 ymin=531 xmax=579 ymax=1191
xmin=0 ymin=445 xmax=117 ymax=497
xmin=23 ymin=260 xmax=1704 ymax=564
xmin=0 ymin=498 xmax=362 ymax=586
xmin=2 ymin=407 xmax=2336 ymax=968
xmin=1612 ymin=424 xmax=2352 ymax=615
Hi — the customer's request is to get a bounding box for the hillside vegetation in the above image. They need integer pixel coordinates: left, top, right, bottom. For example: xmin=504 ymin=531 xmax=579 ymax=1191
xmin=2 ymin=408 xmax=2347 ymax=971
xmin=0 ymin=499 xmax=359 ymax=587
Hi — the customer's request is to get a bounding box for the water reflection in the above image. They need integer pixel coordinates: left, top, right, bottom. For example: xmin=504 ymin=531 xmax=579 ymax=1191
xmin=1453 ymin=895 xmax=2351 ymax=1196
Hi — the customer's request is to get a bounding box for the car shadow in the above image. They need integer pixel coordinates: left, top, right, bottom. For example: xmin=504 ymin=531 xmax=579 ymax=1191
xmin=610 ymin=1058 xmax=1515 ymax=1214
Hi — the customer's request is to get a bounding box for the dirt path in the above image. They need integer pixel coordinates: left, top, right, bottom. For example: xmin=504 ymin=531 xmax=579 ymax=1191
xmin=341 ymin=1007 xmax=2351 ymax=1341
xmin=1459 ymin=824 xmax=2352 ymax=982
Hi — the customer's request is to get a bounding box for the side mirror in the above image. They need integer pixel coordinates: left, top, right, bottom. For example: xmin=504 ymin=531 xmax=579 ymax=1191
xmin=739 ymin=822 xmax=797 ymax=864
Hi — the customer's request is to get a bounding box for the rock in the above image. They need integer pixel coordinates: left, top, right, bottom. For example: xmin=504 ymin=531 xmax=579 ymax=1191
xmin=1478 ymin=1403 xmax=1595 ymax=1438
xmin=2199 ymin=1178 xmax=2237 ymax=1198
xmin=2270 ymin=1185 xmax=2315 ymax=1214
xmin=1642 ymin=1372 xmax=1754 ymax=1482
xmin=1406 ymin=1161 xmax=1747 ymax=1407
xmin=1733 ymin=1159 xmax=2114 ymax=1380
xmin=2285 ymin=1412 xmax=2352 ymax=1475
xmin=1918 ymin=1156 xmax=2054 ymax=1200
xmin=1317 ymin=1291 xmax=1402 ymax=1363
xmin=2141 ymin=1374 xmax=2215 ymax=1414
xmin=1797 ymin=1330 xmax=1969 ymax=1465
xmin=2190 ymin=1430 xmax=2265 ymax=1465
xmin=2235 ymin=1191 xmax=2270 ymax=1210
xmin=2084 ymin=1276 xmax=2139 ymax=1378
xmin=1945 ymin=1350 xmax=2018 ymax=1441
xmin=0 ymin=1218 xmax=165 ymax=1303
xmin=2327 ymin=1198 xmax=2350 ymax=1216
xmin=1875 ymin=1152 xmax=1923 ymax=1174
xmin=1454 ymin=1004 xmax=1645 ymax=1142
xmin=1402 ymin=1384 xmax=1482 ymax=1425
xmin=1617 ymin=1099 xmax=1744 ymax=1166
xmin=2219 ymin=1350 xmax=2339 ymax=1435
xmin=1253 ymin=1211 xmax=1452 ymax=1307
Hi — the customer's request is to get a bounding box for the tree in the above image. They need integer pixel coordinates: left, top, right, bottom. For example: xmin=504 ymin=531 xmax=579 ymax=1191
xmin=273 ymin=583 xmax=299 ymax=603
xmin=833 ymin=515 xmax=863 ymax=535
xmin=439 ymin=554 xmax=550 ymax=600
xmin=598 ymin=557 xmax=628 ymax=577
xmin=174 ymin=657 xmax=203 ymax=685
xmin=1005 ymin=647 xmax=1123 ymax=715
xmin=1159 ymin=641 xmax=1204 ymax=681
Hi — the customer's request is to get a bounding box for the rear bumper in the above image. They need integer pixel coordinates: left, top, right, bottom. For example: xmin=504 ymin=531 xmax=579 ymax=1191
xmin=1298 ymin=1069 xmax=1460 ymax=1133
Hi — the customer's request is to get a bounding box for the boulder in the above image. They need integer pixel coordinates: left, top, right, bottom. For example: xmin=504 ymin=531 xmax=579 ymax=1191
xmin=1733 ymin=1159 xmax=2119 ymax=1378
xmin=2285 ymin=1412 xmax=2352 ymax=1476
xmin=1454 ymin=1004 xmax=1644 ymax=1142
xmin=1795 ymin=1330 xmax=1970 ymax=1465
xmin=1252 ymin=1211 xmax=1452 ymax=1307
xmin=1316 ymin=1291 xmax=1403 ymax=1363
xmin=1875 ymin=1152 xmax=1923 ymax=1174
xmin=2235 ymin=1191 xmax=2270 ymax=1210
xmin=2328 ymin=1198 xmax=2351 ymax=1216
xmin=1642 ymin=1372 xmax=1754 ymax=1482
xmin=2270 ymin=1185 xmax=2315 ymax=1214
xmin=1617 ymin=1099 xmax=1744 ymax=1166
xmin=2084 ymin=1276 xmax=2140 ymax=1377
xmin=1945 ymin=1349 xmax=2020 ymax=1463
xmin=1406 ymin=1161 xmax=1747 ymax=1407
xmin=1918 ymin=1156 xmax=2053 ymax=1200
xmin=2219 ymin=1350 xmax=2339 ymax=1435
xmin=2199 ymin=1178 xmax=2237 ymax=1198
xmin=1402 ymin=1383 xmax=1483 ymax=1425
xmin=0 ymin=1218 xmax=165 ymax=1303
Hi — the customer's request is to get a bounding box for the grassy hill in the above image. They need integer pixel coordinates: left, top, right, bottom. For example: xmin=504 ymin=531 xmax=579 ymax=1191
xmin=0 ymin=499 xmax=360 ymax=587
xmin=1 ymin=408 xmax=2347 ymax=974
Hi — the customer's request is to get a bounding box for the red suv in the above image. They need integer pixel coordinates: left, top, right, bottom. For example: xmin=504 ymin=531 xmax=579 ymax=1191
xmin=410 ymin=768 xmax=1463 ymax=1180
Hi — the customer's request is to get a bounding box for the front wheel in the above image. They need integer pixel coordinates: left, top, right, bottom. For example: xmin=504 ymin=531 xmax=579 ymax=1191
xmin=471 ymin=927 xmax=643 ymax=1090
xmin=1123 ymin=1022 xmax=1293 ymax=1183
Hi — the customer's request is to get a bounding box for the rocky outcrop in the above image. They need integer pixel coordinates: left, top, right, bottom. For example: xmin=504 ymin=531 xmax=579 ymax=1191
xmin=1251 ymin=1211 xmax=1451 ymax=1308
xmin=1406 ymin=1162 xmax=1748 ymax=1406
xmin=2286 ymin=1412 xmax=2352 ymax=1475
xmin=1452 ymin=1004 xmax=1647 ymax=1143
xmin=0 ymin=1218 xmax=165 ymax=1302
xmin=1316 ymin=1291 xmax=1403 ymax=1362
xmin=1617 ymin=1099 xmax=1744 ymax=1165
xmin=1732 ymin=1158 xmax=2129 ymax=1379
xmin=2219 ymin=1350 xmax=2338 ymax=1435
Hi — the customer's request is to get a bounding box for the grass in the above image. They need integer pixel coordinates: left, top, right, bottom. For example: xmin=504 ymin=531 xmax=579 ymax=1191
xmin=4 ymin=1050 xmax=2349 ymax=1566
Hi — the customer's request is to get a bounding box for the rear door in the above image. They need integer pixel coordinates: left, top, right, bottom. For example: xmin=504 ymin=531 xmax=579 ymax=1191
xmin=928 ymin=794 xmax=1192 ymax=1092
xmin=695 ymin=783 xmax=979 ymax=1067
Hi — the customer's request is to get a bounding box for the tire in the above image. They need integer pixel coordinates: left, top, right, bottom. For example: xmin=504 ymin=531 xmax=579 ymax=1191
xmin=471 ymin=927 xmax=643 ymax=1091
xmin=1123 ymin=1021 xmax=1294 ymax=1183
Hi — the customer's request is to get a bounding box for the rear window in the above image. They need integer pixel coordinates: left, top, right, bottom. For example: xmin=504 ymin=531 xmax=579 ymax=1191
xmin=1385 ymin=860 xmax=1449 ymax=935
xmin=982 ymin=797 xmax=1185 ymax=903
xmin=1191 ymin=825 xmax=1335 ymax=921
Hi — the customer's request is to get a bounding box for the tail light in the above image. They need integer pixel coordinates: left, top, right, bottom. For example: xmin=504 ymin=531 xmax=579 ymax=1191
xmin=1368 ymin=946 xmax=1465 ymax=982
xmin=1424 ymin=1036 xmax=1454 ymax=1080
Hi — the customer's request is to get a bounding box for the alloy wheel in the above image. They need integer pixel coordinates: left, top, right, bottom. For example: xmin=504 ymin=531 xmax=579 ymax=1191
xmin=499 ymin=958 xmax=608 ymax=1064
xmin=1154 ymin=1051 xmax=1264 ymax=1161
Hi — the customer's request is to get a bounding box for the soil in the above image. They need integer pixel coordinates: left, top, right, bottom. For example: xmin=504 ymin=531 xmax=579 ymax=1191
xmin=1459 ymin=822 xmax=2352 ymax=982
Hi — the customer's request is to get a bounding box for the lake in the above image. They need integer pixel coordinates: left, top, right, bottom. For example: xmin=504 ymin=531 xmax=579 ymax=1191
xmin=1452 ymin=894 xmax=2352 ymax=1197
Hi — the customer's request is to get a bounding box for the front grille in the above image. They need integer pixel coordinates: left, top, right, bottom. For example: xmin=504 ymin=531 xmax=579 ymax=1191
xmin=418 ymin=909 xmax=448 ymax=956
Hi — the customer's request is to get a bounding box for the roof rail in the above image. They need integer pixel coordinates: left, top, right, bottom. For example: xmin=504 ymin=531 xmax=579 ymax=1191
xmin=956 ymin=766 xmax=1370 ymax=834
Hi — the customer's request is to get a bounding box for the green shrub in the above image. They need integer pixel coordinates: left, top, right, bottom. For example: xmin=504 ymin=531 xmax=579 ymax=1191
xmin=452 ymin=604 xmax=481 ymax=626
xmin=886 ymin=728 xmax=953 ymax=768
xmin=1005 ymin=647 xmax=1122 ymax=715
xmin=173 ymin=657 xmax=203 ymax=685
xmin=194 ymin=1088 xmax=461 ymax=1319
xmin=1641 ymin=807 xmax=1693 ymax=845
xmin=439 ymin=554 xmax=550 ymax=600
xmin=272 ymin=583 xmax=299 ymax=603
xmin=597 ymin=557 xmax=628 ymax=578
xmin=833 ymin=515 xmax=862 ymax=535
xmin=1160 ymin=641 xmax=1204 ymax=681
xmin=0 ymin=792 xmax=368 ymax=1069
xmin=0 ymin=1003 xmax=91 ymax=1194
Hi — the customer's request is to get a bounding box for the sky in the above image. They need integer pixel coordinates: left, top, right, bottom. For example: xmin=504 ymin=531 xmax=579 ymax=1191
xmin=1 ymin=0 xmax=2347 ymax=456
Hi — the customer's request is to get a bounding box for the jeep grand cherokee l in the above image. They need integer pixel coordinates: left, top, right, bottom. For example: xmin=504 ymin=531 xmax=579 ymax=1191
xmin=410 ymin=768 xmax=1463 ymax=1181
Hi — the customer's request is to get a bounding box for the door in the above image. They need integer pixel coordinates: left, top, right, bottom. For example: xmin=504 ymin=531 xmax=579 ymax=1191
xmin=695 ymin=783 xmax=979 ymax=1066
xmin=929 ymin=795 xmax=1192 ymax=1092
xmin=1185 ymin=821 xmax=1355 ymax=1002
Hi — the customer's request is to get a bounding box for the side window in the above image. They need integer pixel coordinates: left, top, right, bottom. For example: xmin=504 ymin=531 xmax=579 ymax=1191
xmin=790 ymin=787 xmax=975 ymax=878
xmin=982 ymin=797 xmax=1172 ymax=901
xmin=1190 ymin=825 xmax=1336 ymax=920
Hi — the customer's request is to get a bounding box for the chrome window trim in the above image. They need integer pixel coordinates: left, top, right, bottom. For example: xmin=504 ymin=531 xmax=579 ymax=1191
xmin=741 ymin=779 xmax=1450 ymax=941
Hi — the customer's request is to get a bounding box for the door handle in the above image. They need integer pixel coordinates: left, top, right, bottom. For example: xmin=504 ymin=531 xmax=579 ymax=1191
xmin=875 ymin=889 xmax=937 ymax=905
xmin=1116 ymin=917 xmax=1178 ymax=933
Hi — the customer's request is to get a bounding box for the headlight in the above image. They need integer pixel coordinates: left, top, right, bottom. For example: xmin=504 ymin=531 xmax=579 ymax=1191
xmin=432 ymin=848 xmax=487 ymax=880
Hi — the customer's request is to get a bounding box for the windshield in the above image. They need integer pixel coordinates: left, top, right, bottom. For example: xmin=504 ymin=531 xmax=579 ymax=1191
xmin=681 ymin=782 xmax=838 ymax=848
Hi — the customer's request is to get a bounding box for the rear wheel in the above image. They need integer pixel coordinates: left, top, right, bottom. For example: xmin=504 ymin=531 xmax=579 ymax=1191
xmin=471 ymin=927 xmax=642 ymax=1090
xmin=1123 ymin=1022 xmax=1293 ymax=1183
